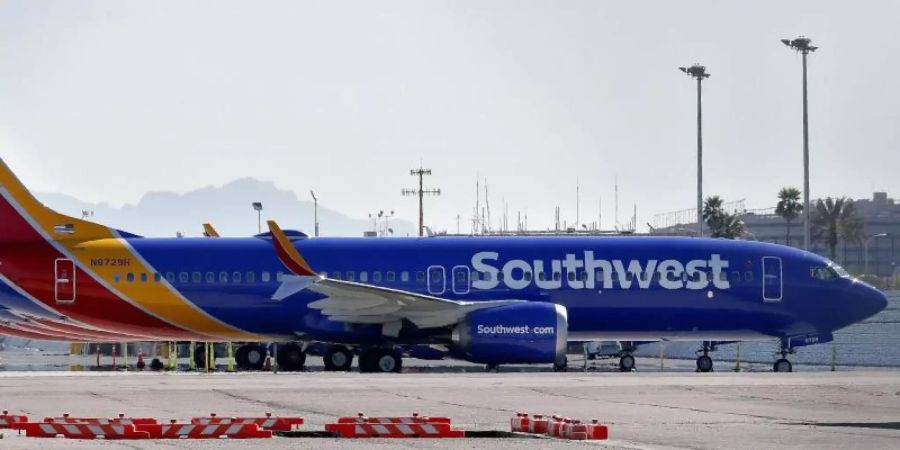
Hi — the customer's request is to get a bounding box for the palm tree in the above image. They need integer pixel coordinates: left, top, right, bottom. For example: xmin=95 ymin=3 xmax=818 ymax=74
xmin=775 ymin=187 xmax=802 ymax=246
xmin=811 ymin=197 xmax=864 ymax=261
xmin=703 ymin=196 xmax=745 ymax=239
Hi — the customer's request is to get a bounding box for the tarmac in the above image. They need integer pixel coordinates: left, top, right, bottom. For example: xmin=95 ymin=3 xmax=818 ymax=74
xmin=1 ymin=367 xmax=898 ymax=449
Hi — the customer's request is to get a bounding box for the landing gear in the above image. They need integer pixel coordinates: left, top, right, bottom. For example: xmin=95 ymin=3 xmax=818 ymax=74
xmin=235 ymin=344 xmax=266 ymax=370
xmin=324 ymin=345 xmax=354 ymax=372
xmin=276 ymin=343 xmax=307 ymax=372
xmin=193 ymin=343 xmax=210 ymax=370
xmin=619 ymin=353 xmax=636 ymax=372
xmin=359 ymin=348 xmax=402 ymax=373
xmin=774 ymin=358 xmax=793 ymax=372
xmin=696 ymin=355 xmax=714 ymax=372
xmin=553 ymin=357 xmax=568 ymax=372
xmin=696 ymin=342 xmax=715 ymax=373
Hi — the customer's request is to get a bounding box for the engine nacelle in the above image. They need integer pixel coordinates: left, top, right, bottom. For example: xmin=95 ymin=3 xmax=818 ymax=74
xmin=450 ymin=302 xmax=568 ymax=365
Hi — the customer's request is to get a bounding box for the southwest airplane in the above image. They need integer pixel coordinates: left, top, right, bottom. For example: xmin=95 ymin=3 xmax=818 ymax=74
xmin=0 ymin=158 xmax=887 ymax=373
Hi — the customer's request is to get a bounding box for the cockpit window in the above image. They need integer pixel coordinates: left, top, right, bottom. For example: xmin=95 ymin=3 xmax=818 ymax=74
xmin=830 ymin=263 xmax=850 ymax=278
xmin=810 ymin=266 xmax=836 ymax=280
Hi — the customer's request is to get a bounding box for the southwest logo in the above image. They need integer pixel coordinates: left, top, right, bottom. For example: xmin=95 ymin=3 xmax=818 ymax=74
xmin=470 ymin=251 xmax=731 ymax=291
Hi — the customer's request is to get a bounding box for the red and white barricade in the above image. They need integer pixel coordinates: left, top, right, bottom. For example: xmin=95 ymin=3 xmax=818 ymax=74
xmin=528 ymin=414 xmax=549 ymax=434
xmin=135 ymin=421 xmax=272 ymax=439
xmin=510 ymin=412 xmax=530 ymax=432
xmin=337 ymin=412 xmax=451 ymax=425
xmin=18 ymin=422 xmax=150 ymax=439
xmin=44 ymin=413 xmax=158 ymax=425
xmin=325 ymin=421 xmax=464 ymax=438
xmin=0 ymin=410 xmax=28 ymax=429
xmin=190 ymin=412 xmax=304 ymax=432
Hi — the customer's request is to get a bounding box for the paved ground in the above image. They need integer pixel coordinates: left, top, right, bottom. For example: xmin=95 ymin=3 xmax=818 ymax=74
xmin=1 ymin=370 xmax=899 ymax=449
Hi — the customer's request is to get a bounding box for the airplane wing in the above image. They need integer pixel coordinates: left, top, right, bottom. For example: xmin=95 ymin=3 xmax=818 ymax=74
xmin=265 ymin=221 xmax=522 ymax=333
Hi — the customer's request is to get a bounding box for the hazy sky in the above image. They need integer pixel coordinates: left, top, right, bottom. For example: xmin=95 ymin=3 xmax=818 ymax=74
xmin=2 ymin=1 xmax=898 ymax=234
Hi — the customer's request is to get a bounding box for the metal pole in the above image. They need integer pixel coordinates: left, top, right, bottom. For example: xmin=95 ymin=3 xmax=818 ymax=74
xmin=697 ymin=76 xmax=704 ymax=238
xmin=802 ymin=50 xmax=811 ymax=251
xmin=418 ymin=171 xmax=424 ymax=237
xmin=314 ymin=199 xmax=319 ymax=237
xmin=257 ymin=210 xmax=261 ymax=234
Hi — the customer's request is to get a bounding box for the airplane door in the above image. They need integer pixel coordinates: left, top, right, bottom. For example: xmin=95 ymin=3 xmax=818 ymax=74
xmin=54 ymin=258 xmax=76 ymax=304
xmin=762 ymin=256 xmax=782 ymax=303
xmin=427 ymin=265 xmax=446 ymax=295
xmin=452 ymin=265 xmax=470 ymax=295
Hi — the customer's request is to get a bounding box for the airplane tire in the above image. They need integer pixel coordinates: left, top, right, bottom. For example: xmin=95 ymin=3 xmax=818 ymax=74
xmin=245 ymin=345 xmax=266 ymax=370
xmin=324 ymin=345 xmax=354 ymax=372
xmin=358 ymin=348 xmax=383 ymax=373
xmin=150 ymin=358 xmax=164 ymax=371
xmin=277 ymin=343 xmax=306 ymax=372
xmin=696 ymin=355 xmax=714 ymax=373
xmin=773 ymin=358 xmax=793 ymax=373
xmin=619 ymin=354 xmax=636 ymax=372
xmin=553 ymin=358 xmax=568 ymax=372
xmin=235 ymin=345 xmax=250 ymax=369
xmin=193 ymin=344 xmax=206 ymax=370
xmin=374 ymin=348 xmax=402 ymax=373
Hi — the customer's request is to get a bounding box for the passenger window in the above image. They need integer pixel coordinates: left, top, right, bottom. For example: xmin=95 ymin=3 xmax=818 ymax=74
xmin=539 ymin=272 xmax=546 ymax=281
xmin=416 ymin=271 xmax=425 ymax=282
xmin=261 ymin=272 xmax=271 ymax=282
xmin=276 ymin=272 xmax=284 ymax=282
xmin=595 ymin=270 xmax=603 ymax=282
xmin=179 ymin=272 xmax=189 ymax=283
xmin=205 ymin=272 xmax=214 ymax=283
xmin=731 ymin=271 xmax=741 ymax=282
xmin=359 ymin=272 xmax=368 ymax=282
xmin=193 ymin=272 xmax=202 ymax=283
xmin=568 ymin=271 xmax=576 ymax=282
xmin=219 ymin=272 xmax=229 ymax=283
xmin=126 ymin=273 xmax=135 ymax=282
xmin=471 ymin=271 xmax=480 ymax=281
xmin=483 ymin=271 xmax=493 ymax=282
xmin=553 ymin=272 xmax=561 ymax=282
xmin=332 ymin=272 xmax=341 ymax=280
xmin=153 ymin=273 xmax=161 ymax=282
xmin=497 ymin=272 xmax=505 ymax=282
xmin=718 ymin=270 xmax=727 ymax=281
xmin=373 ymin=272 xmax=382 ymax=282
xmin=387 ymin=271 xmax=396 ymax=282
xmin=140 ymin=273 xmax=148 ymax=283
xmin=114 ymin=273 xmax=121 ymax=283
xmin=246 ymin=272 xmax=255 ymax=283
xmin=232 ymin=272 xmax=241 ymax=283
xmin=401 ymin=271 xmax=409 ymax=282
xmin=346 ymin=272 xmax=355 ymax=282
xmin=525 ymin=272 xmax=533 ymax=282
xmin=166 ymin=272 xmax=175 ymax=283
xmin=744 ymin=271 xmax=754 ymax=282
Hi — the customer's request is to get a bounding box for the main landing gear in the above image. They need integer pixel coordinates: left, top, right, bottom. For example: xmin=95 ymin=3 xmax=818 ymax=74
xmin=619 ymin=353 xmax=636 ymax=372
xmin=235 ymin=344 xmax=267 ymax=371
xmin=323 ymin=345 xmax=354 ymax=372
xmin=696 ymin=341 xmax=716 ymax=373
xmin=358 ymin=347 xmax=402 ymax=373
xmin=276 ymin=343 xmax=307 ymax=372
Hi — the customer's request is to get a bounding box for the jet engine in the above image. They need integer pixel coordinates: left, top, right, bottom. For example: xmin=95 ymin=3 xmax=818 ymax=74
xmin=450 ymin=302 xmax=568 ymax=365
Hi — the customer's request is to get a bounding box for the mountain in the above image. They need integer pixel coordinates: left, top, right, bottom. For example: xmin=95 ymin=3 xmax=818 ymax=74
xmin=35 ymin=178 xmax=415 ymax=238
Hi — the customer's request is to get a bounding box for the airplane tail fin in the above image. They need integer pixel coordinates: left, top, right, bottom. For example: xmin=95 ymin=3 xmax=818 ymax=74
xmin=0 ymin=158 xmax=119 ymax=243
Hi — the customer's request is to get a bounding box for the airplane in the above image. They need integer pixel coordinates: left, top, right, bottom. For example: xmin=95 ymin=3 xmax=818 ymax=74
xmin=0 ymin=158 xmax=888 ymax=373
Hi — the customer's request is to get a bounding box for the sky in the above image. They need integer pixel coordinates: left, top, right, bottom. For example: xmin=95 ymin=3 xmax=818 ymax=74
xmin=2 ymin=1 xmax=898 ymax=235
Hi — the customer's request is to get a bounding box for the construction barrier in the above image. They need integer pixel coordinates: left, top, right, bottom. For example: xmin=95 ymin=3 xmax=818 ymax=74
xmin=44 ymin=413 xmax=158 ymax=425
xmin=0 ymin=410 xmax=28 ymax=428
xmin=337 ymin=412 xmax=452 ymax=425
xmin=135 ymin=421 xmax=272 ymax=439
xmin=18 ymin=422 xmax=150 ymax=439
xmin=325 ymin=421 xmax=465 ymax=438
xmin=190 ymin=412 xmax=304 ymax=432
xmin=516 ymin=413 xmax=608 ymax=440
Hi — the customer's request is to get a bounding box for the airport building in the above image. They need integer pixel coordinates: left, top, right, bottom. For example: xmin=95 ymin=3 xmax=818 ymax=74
xmin=653 ymin=192 xmax=900 ymax=277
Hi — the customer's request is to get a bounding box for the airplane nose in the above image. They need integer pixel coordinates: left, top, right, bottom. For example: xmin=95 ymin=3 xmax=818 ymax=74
xmin=855 ymin=281 xmax=888 ymax=321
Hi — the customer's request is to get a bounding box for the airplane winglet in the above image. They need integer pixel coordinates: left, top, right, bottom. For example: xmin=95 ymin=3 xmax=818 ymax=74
xmin=267 ymin=220 xmax=317 ymax=276
xmin=202 ymin=223 xmax=220 ymax=238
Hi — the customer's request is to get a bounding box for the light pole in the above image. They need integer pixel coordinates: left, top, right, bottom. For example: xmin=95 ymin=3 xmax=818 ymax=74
xmin=309 ymin=190 xmax=319 ymax=237
xmin=252 ymin=202 xmax=263 ymax=234
xmin=679 ymin=64 xmax=710 ymax=238
xmin=782 ymin=36 xmax=818 ymax=250
xmin=864 ymin=233 xmax=888 ymax=275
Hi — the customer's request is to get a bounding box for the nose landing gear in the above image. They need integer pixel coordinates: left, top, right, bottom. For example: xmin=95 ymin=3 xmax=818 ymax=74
xmin=696 ymin=341 xmax=716 ymax=373
xmin=774 ymin=348 xmax=794 ymax=372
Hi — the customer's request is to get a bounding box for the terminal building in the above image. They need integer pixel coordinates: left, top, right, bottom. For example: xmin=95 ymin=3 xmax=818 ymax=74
xmin=652 ymin=192 xmax=900 ymax=278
